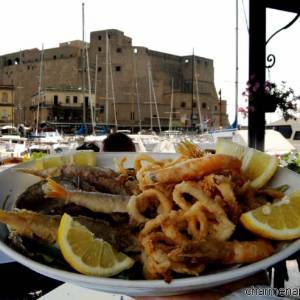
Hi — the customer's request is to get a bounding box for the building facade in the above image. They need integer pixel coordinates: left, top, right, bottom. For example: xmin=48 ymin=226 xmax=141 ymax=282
xmin=0 ymin=29 xmax=228 ymax=130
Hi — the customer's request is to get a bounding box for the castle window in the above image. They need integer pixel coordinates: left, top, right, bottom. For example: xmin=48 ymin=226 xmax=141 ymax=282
xmin=130 ymin=111 xmax=135 ymax=120
xmin=27 ymin=66 xmax=30 ymax=70
xmin=215 ymin=105 xmax=218 ymax=111
xmin=115 ymin=66 xmax=121 ymax=72
xmin=184 ymin=59 xmax=189 ymax=64
xmin=116 ymin=48 xmax=122 ymax=53
xmin=99 ymin=105 xmax=104 ymax=113
xmin=1 ymin=92 xmax=8 ymax=103
xmin=53 ymin=55 xmax=57 ymax=60
xmin=98 ymin=47 xmax=102 ymax=52
xmin=73 ymin=96 xmax=78 ymax=104
xmin=14 ymin=58 xmax=20 ymax=65
xmin=180 ymin=102 xmax=186 ymax=108
xmin=133 ymin=48 xmax=138 ymax=54
xmin=192 ymin=102 xmax=197 ymax=108
xmin=66 ymin=96 xmax=70 ymax=104
xmin=202 ymin=102 xmax=207 ymax=109
xmin=98 ymin=35 xmax=102 ymax=40
xmin=54 ymin=95 xmax=59 ymax=105
xmin=98 ymin=67 xmax=102 ymax=72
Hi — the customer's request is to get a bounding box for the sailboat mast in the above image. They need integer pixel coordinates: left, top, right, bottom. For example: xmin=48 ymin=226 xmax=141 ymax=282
xmin=107 ymin=36 xmax=118 ymax=130
xmin=234 ymin=0 xmax=239 ymax=128
xmin=35 ymin=44 xmax=44 ymax=135
xmin=94 ymin=54 xmax=98 ymax=123
xmin=190 ymin=50 xmax=194 ymax=129
xmin=82 ymin=2 xmax=86 ymax=125
xmin=169 ymin=78 xmax=174 ymax=132
xmin=147 ymin=62 xmax=153 ymax=130
xmin=133 ymin=56 xmax=142 ymax=131
xmin=193 ymin=54 xmax=203 ymax=132
xmin=85 ymin=44 xmax=95 ymax=135
xmin=148 ymin=63 xmax=161 ymax=133
xmin=105 ymin=31 xmax=109 ymax=126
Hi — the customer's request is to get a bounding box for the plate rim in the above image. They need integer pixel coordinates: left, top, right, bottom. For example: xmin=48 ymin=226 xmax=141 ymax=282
xmin=0 ymin=152 xmax=300 ymax=294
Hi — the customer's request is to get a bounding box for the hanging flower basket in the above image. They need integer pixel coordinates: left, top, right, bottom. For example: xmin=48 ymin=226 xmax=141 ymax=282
xmin=240 ymin=78 xmax=300 ymax=121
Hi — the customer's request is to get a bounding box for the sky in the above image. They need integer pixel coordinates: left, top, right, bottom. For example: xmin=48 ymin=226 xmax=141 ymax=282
xmin=1 ymin=0 xmax=300 ymax=125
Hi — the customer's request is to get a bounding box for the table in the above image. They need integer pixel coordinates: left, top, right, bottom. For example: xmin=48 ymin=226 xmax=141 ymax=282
xmin=0 ymin=250 xmax=299 ymax=300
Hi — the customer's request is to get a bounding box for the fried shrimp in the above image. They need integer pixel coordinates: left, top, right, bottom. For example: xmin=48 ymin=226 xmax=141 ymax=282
xmin=142 ymin=154 xmax=242 ymax=185
xmin=43 ymin=178 xmax=130 ymax=213
xmin=127 ymin=189 xmax=173 ymax=223
xmin=169 ymin=239 xmax=274 ymax=265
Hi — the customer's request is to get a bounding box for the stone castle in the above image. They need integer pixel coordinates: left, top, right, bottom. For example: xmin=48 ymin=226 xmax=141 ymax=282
xmin=0 ymin=29 xmax=228 ymax=130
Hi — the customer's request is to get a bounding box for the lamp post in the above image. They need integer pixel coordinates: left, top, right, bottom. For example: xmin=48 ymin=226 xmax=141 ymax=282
xmin=218 ymin=89 xmax=222 ymax=127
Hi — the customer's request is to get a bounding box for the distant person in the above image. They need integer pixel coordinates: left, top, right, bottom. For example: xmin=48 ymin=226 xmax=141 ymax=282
xmin=102 ymin=132 xmax=136 ymax=152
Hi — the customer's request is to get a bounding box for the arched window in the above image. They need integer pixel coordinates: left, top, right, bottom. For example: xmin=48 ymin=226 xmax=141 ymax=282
xmin=202 ymin=102 xmax=207 ymax=109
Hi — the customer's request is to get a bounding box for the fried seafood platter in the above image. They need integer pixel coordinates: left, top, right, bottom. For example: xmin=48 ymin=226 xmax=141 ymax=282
xmin=0 ymin=146 xmax=300 ymax=297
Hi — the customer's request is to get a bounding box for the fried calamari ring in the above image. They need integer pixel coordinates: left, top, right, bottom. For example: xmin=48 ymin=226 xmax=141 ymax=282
xmin=127 ymin=189 xmax=173 ymax=223
xmin=173 ymin=181 xmax=235 ymax=241
xmin=142 ymin=154 xmax=242 ymax=185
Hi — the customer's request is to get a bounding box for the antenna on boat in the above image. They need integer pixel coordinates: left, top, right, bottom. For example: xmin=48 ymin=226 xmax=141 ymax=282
xmin=35 ymin=43 xmax=44 ymax=135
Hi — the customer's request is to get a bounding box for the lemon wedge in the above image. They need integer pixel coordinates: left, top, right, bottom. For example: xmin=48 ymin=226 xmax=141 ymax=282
xmin=73 ymin=151 xmax=96 ymax=167
xmin=241 ymin=148 xmax=278 ymax=189
xmin=240 ymin=190 xmax=300 ymax=240
xmin=58 ymin=213 xmax=134 ymax=277
xmin=215 ymin=138 xmax=246 ymax=160
xmin=216 ymin=138 xmax=278 ymax=189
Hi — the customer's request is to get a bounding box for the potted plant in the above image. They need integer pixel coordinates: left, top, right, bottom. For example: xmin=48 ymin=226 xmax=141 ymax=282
xmin=239 ymin=78 xmax=300 ymax=121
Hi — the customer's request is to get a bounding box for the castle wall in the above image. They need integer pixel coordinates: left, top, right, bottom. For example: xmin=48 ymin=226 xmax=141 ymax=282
xmin=0 ymin=29 xmax=228 ymax=129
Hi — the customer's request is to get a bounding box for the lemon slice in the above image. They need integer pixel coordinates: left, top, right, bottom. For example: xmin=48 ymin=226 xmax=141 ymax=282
xmin=240 ymin=191 xmax=300 ymax=240
xmin=34 ymin=151 xmax=97 ymax=170
xmin=35 ymin=156 xmax=64 ymax=170
xmin=58 ymin=213 xmax=134 ymax=277
xmin=241 ymin=148 xmax=278 ymax=189
xmin=216 ymin=138 xmax=278 ymax=189
xmin=215 ymin=138 xmax=246 ymax=160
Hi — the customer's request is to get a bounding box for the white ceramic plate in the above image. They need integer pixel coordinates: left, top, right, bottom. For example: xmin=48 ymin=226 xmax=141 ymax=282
xmin=0 ymin=152 xmax=300 ymax=297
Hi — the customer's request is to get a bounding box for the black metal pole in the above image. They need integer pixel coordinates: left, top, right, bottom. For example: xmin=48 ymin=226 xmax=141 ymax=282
xmin=248 ymin=0 xmax=266 ymax=151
